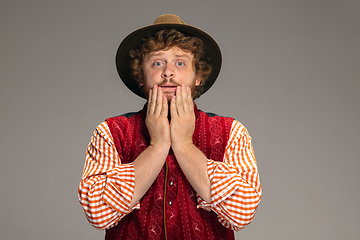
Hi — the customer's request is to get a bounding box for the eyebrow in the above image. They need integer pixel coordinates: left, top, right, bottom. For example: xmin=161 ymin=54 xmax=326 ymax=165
xmin=148 ymin=52 xmax=162 ymax=57
xmin=148 ymin=52 xmax=192 ymax=60
xmin=175 ymin=54 xmax=191 ymax=60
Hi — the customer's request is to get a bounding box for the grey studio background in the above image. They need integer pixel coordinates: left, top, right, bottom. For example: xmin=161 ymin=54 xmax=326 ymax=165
xmin=1 ymin=0 xmax=359 ymax=239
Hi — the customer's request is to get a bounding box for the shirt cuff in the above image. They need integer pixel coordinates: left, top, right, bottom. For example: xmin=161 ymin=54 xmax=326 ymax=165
xmin=197 ymin=159 xmax=240 ymax=210
xmin=103 ymin=163 xmax=139 ymax=214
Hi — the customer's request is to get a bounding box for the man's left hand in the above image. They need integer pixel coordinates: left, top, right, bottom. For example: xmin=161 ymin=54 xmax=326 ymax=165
xmin=169 ymin=84 xmax=212 ymax=202
xmin=170 ymin=84 xmax=195 ymax=149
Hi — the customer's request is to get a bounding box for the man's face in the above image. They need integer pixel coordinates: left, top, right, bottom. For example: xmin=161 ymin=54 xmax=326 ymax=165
xmin=140 ymin=47 xmax=201 ymax=101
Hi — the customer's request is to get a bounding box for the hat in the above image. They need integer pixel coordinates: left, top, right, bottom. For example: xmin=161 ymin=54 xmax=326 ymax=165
xmin=115 ymin=14 xmax=222 ymax=98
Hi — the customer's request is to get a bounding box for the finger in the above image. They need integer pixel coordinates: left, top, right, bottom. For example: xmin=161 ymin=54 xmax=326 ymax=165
xmin=160 ymin=95 xmax=168 ymax=117
xmin=181 ymin=84 xmax=190 ymax=111
xmin=146 ymin=89 xmax=152 ymax=114
xmin=175 ymin=85 xmax=184 ymax=113
xmin=170 ymin=95 xmax=178 ymax=119
xmin=148 ymin=85 xmax=158 ymax=114
xmin=154 ymin=86 xmax=163 ymax=116
xmin=177 ymin=84 xmax=190 ymax=115
xmin=186 ymin=86 xmax=194 ymax=111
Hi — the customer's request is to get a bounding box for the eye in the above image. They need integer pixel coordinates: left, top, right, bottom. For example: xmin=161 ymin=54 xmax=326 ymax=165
xmin=153 ymin=61 xmax=163 ymax=67
xmin=176 ymin=62 xmax=185 ymax=67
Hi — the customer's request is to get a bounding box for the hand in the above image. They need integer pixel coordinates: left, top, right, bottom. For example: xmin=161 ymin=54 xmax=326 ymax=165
xmin=169 ymin=85 xmax=211 ymax=202
xmin=146 ymin=85 xmax=171 ymax=149
xmin=170 ymin=84 xmax=196 ymax=149
xmin=131 ymin=85 xmax=171 ymax=207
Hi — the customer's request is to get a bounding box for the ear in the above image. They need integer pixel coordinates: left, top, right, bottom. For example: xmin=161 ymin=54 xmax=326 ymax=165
xmin=195 ymin=78 xmax=201 ymax=86
xmin=138 ymin=76 xmax=144 ymax=86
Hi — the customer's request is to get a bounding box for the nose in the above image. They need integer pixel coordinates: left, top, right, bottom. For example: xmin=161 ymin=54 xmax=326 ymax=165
xmin=161 ymin=64 xmax=175 ymax=78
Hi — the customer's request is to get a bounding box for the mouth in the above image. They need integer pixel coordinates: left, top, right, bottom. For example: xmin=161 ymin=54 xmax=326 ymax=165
xmin=160 ymin=84 xmax=178 ymax=88
xmin=160 ymin=85 xmax=178 ymax=91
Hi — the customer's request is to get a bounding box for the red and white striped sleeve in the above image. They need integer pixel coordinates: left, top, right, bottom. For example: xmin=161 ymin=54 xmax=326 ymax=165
xmin=78 ymin=121 xmax=138 ymax=230
xmin=197 ymin=119 xmax=262 ymax=231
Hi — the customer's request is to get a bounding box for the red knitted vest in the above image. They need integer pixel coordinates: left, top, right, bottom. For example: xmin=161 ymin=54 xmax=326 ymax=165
xmin=105 ymin=105 xmax=234 ymax=240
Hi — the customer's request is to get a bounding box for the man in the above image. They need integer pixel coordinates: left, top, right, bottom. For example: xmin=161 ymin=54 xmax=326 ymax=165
xmin=78 ymin=14 xmax=261 ymax=240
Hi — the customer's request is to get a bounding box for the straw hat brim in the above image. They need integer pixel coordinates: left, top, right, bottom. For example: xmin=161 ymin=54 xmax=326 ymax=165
xmin=115 ymin=22 xmax=222 ymax=99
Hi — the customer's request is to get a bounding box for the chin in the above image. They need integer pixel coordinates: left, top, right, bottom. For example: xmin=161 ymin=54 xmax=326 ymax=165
xmin=164 ymin=94 xmax=175 ymax=102
xmin=163 ymin=90 xmax=175 ymax=100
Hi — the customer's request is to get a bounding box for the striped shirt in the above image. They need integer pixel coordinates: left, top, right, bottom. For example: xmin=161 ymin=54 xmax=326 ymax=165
xmin=78 ymin=119 xmax=261 ymax=231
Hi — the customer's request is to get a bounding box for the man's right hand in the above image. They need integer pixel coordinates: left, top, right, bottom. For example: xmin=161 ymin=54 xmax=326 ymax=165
xmin=145 ymin=85 xmax=171 ymax=150
xmin=130 ymin=85 xmax=171 ymax=208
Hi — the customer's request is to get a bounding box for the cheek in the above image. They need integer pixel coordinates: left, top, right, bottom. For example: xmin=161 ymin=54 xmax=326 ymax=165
xmin=186 ymin=72 xmax=198 ymax=85
xmin=142 ymin=72 xmax=157 ymax=90
xmin=144 ymin=69 xmax=159 ymax=81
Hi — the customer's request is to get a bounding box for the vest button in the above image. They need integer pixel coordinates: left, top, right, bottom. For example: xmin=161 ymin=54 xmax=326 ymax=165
xmin=169 ymin=181 xmax=174 ymax=186
xmin=168 ymin=201 xmax=173 ymax=206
